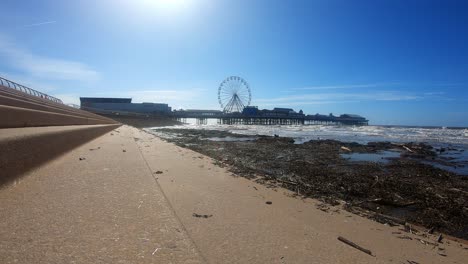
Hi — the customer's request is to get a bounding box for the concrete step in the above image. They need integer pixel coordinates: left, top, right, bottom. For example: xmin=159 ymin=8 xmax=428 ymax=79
xmin=0 ymin=86 xmax=114 ymax=122
xmin=0 ymin=105 xmax=116 ymax=128
xmin=0 ymin=124 xmax=119 ymax=186
xmin=0 ymin=94 xmax=111 ymax=122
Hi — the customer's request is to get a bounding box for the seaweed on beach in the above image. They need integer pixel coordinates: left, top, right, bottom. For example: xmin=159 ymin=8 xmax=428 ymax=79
xmin=154 ymin=128 xmax=468 ymax=240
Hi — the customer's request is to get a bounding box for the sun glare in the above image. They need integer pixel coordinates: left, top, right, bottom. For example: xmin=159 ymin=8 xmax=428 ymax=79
xmin=140 ymin=0 xmax=193 ymax=12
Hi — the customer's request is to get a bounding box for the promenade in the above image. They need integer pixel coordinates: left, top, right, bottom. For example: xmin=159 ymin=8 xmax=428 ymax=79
xmin=2 ymin=125 xmax=467 ymax=263
xmin=0 ymin=126 xmax=204 ymax=264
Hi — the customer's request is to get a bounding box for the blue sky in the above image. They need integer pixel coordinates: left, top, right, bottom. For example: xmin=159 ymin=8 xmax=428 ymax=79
xmin=0 ymin=0 xmax=467 ymax=126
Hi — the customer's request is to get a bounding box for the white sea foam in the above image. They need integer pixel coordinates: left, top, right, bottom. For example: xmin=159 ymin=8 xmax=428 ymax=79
xmin=152 ymin=119 xmax=468 ymax=148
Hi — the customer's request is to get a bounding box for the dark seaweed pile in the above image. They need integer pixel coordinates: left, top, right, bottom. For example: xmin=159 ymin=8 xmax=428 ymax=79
xmin=155 ymin=128 xmax=468 ymax=239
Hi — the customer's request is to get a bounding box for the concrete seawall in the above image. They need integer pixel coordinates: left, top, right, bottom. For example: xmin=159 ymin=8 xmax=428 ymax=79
xmin=0 ymin=85 xmax=116 ymax=128
xmin=0 ymin=125 xmax=119 ymax=186
xmin=0 ymin=85 xmax=120 ymax=186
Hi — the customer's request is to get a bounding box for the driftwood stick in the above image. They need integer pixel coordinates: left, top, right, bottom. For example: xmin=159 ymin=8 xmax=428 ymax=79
xmin=277 ymin=179 xmax=298 ymax=185
xmin=375 ymin=213 xmax=406 ymax=225
xmin=338 ymin=236 xmax=374 ymax=256
xmin=402 ymin=145 xmax=414 ymax=153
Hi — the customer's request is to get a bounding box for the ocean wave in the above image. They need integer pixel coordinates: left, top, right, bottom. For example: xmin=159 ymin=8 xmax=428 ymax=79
xmin=151 ymin=119 xmax=468 ymax=147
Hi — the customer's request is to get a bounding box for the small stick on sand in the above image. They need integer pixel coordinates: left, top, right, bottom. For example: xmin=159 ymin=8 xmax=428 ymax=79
xmin=152 ymin=247 xmax=160 ymax=255
xmin=341 ymin=146 xmax=352 ymax=152
xmin=338 ymin=236 xmax=374 ymax=256
xmin=402 ymin=145 xmax=414 ymax=153
xmin=277 ymin=179 xmax=298 ymax=185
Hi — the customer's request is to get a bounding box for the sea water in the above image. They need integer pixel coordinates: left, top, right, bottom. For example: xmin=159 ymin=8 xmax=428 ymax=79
xmin=151 ymin=119 xmax=468 ymax=174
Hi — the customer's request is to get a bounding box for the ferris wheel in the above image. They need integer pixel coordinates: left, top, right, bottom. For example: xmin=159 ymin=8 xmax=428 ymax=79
xmin=218 ymin=76 xmax=251 ymax=113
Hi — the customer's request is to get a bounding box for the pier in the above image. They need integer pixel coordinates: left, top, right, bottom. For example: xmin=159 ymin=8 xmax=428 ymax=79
xmin=171 ymin=109 xmax=369 ymax=126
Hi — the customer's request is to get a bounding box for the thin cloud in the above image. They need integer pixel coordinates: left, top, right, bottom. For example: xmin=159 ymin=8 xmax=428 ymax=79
xmin=127 ymin=89 xmax=207 ymax=102
xmin=0 ymin=71 xmax=58 ymax=92
xmin=294 ymin=84 xmax=378 ymax=90
xmin=255 ymin=91 xmax=425 ymax=105
xmin=292 ymin=83 xmax=399 ymax=91
xmin=0 ymin=34 xmax=99 ymax=81
xmin=52 ymin=93 xmax=80 ymax=105
xmin=423 ymin=92 xmax=445 ymax=96
xmin=23 ymin=21 xmax=57 ymax=27
xmin=256 ymin=100 xmax=360 ymax=107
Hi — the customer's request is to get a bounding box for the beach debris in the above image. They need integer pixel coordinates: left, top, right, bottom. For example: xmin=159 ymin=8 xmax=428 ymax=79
xmin=372 ymin=213 xmax=406 ymax=226
xmin=266 ymin=201 xmax=272 ymax=205
xmin=419 ymin=239 xmax=438 ymax=246
xmin=152 ymin=247 xmax=160 ymax=255
xmin=192 ymin=213 xmax=213 ymax=218
xmin=407 ymin=261 xmax=420 ymax=264
xmin=369 ymin=198 xmax=418 ymax=208
xmin=402 ymin=145 xmax=414 ymax=153
xmin=437 ymin=234 xmax=443 ymax=243
xmin=428 ymin=227 xmax=435 ymax=234
xmin=253 ymin=186 xmax=258 ymax=190
xmin=437 ymin=252 xmax=447 ymax=257
xmin=89 ymin=147 xmax=101 ymax=151
xmin=340 ymin=146 xmax=352 ymax=152
xmin=79 ymin=157 xmax=86 ymax=161
xmin=277 ymin=179 xmax=298 ymax=185
xmin=337 ymin=236 xmax=374 ymax=256
xmin=122 ymin=149 xmax=126 ymax=152
xmin=404 ymin=223 xmax=415 ymax=234
xmin=154 ymin=171 xmax=163 ymax=174
xmin=397 ymin=235 xmax=413 ymax=240
xmin=156 ymin=128 xmax=467 ymax=240
xmin=316 ymin=203 xmax=330 ymax=212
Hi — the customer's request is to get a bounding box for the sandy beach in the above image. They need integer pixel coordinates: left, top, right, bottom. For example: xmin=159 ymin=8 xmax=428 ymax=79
xmin=1 ymin=125 xmax=467 ymax=263
xmin=151 ymin=127 xmax=468 ymax=240
xmin=134 ymin=126 xmax=468 ymax=263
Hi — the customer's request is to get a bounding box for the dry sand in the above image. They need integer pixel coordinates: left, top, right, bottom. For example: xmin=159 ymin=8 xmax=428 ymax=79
xmin=1 ymin=125 xmax=467 ymax=263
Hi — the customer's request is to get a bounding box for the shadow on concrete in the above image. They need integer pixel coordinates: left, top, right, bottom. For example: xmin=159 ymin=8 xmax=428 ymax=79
xmin=0 ymin=125 xmax=119 ymax=188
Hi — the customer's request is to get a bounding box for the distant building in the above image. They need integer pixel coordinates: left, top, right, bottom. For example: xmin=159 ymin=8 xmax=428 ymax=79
xmin=80 ymin=97 xmax=171 ymax=115
xmin=272 ymin=108 xmax=295 ymax=113
xmin=340 ymin=114 xmax=366 ymax=120
xmin=242 ymin=106 xmax=259 ymax=116
xmin=80 ymin=98 xmax=131 ymax=104
xmin=337 ymin=114 xmax=369 ymax=124
xmin=242 ymin=107 xmax=305 ymax=118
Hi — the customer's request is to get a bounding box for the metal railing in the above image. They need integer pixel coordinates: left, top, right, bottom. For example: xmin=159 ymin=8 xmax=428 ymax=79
xmin=0 ymin=76 xmax=63 ymax=104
